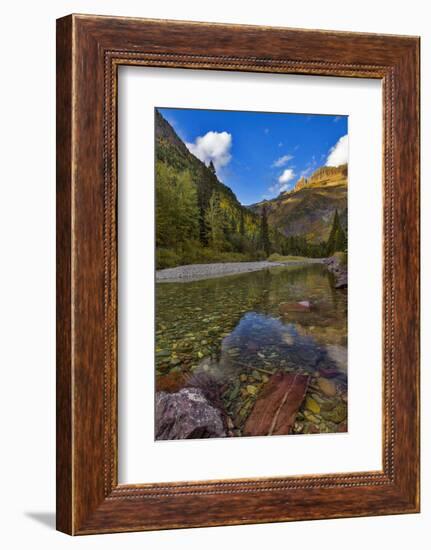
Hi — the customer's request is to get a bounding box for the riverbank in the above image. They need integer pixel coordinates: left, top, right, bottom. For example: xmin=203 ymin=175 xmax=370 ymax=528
xmin=156 ymin=258 xmax=325 ymax=283
xmin=323 ymin=253 xmax=348 ymax=288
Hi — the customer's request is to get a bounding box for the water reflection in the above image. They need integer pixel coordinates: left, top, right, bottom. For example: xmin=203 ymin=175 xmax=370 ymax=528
xmin=156 ymin=264 xmax=347 ymax=376
xmin=216 ymin=311 xmax=346 ymax=385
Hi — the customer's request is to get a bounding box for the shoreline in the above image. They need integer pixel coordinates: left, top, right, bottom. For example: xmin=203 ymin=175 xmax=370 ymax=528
xmin=156 ymin=259 xmax=325 ymax=283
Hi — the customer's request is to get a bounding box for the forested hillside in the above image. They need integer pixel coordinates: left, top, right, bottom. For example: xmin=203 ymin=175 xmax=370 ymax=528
xmin=250 ymin=164 xmax=348 ymax=257
xmin=155 ymin=109 xmax=289 ymax=268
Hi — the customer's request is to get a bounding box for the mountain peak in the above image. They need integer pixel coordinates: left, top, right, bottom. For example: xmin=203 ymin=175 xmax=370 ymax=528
xmin=294 ymin=164 xmax=347 ymax=192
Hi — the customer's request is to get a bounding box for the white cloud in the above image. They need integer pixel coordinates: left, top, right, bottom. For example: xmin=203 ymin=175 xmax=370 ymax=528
xmin=268 ymin=168 xmax=296 ymax=195
xmin=186 ymin=131 xmax=232 ymax=171
xmin=326 ymin=134 xmax=348 ymax=166
xmin=272 ymin=154 xmax=294 ymax=168
xmin=278 ymin=168 xmax=295 ymax=184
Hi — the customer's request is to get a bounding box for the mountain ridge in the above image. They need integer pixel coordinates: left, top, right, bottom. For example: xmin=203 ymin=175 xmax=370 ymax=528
xmin=249 ymin=164 xmax=347 ymax=244
xmin=293 ymin=164 xmax=347 ymax=192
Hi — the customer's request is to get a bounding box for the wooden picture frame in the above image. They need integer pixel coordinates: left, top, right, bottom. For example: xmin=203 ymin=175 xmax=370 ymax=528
xmin=56 ymin=14 xmax=420 ymax=535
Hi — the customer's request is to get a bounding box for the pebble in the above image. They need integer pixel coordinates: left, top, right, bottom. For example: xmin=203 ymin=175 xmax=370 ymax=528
xmin=321 ymin=403 xmax=347 ymax=423
xmin=305 ymin=395 xmax=321 ymax=414
xmin=157 ymin=260 xmax=322 ymax=283
xmin=317 ymin=377 xmax=337 ymax=397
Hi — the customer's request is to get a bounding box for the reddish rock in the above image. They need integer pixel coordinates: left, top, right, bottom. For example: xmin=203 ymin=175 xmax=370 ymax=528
xmin=155 ymin=371 xmax=187 ymax=393
xmin=279 ymin=301 xmax=312 ymax=314
xmin=243 ymin=372 xmax=310 ymax=437
xmin=338 ymin=421 xmax=348 ymax=433
xmin=317 ymin=377 xmax=337 ymax=397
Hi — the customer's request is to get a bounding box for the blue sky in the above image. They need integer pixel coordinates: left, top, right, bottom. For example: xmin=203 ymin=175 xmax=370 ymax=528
xmin=158 ymin=107 xmax=348 ymax=205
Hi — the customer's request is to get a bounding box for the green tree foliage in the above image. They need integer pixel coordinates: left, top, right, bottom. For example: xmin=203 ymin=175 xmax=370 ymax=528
xmin=195 ymin=164 xmax=214 ymax=245
xmin=260 ymin=205 xmax=271 ymax=256
xmin=326 ymin=209 xmax=347 ymax=255
xmin=239 ymin=210 xmax=245 ymax=237
xmin=205 ymin=191 xmax=225 ymax=250
xmin=156 ymin=162 xmax=199 ymax=250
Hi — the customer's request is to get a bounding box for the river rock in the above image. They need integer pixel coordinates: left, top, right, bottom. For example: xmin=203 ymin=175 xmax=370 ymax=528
xmin=321 ymin=402 xmax=347 ymax=423
xmin=305 ymin=395 xmax=321 ymax=414
xmin=246 ymin=385 xmax=258 ymax=396
xmin=325 ymin=255 xmax=348 ymax=289
xmin=279 ymin=301 xmax=312 ymax=314
xmin=243 ymin=372 xmax=309 ymax=436
xmin=156 ymin=371 xmax=186 ymax=393
xmin=335 ymin=273 xmax=347 ymax=289
xmin=317 ymin=365 xmax=340 ymax=378
xmin=304 ymin=410 xmax=320 ymax=423
xmin=317 ymin=377 xmax=337 ymax=397
xmin=155 ymin=388 xmax=226 ymax=440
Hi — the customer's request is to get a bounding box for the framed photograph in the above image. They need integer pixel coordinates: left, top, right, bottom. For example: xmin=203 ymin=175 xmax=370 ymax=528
xmin=56 ymin=14 xmax=420 ymax=534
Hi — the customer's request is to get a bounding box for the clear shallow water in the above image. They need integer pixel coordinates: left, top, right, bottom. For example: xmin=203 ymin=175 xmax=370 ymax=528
xmin=155 ymin=264 xmax=348 ymax=435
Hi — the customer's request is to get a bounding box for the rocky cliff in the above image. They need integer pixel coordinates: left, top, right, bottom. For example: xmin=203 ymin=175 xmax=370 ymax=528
xmin=294 ymin=164 xmax=348 ymax=191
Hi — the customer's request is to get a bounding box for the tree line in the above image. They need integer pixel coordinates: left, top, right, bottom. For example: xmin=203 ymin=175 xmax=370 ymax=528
xmin=273 ymin=209 xmax=347 ymax=258
xmin=155 ymin=156 xmax=277 ymax=268
xmin=155 ymin=154 xmax=346 ymax=268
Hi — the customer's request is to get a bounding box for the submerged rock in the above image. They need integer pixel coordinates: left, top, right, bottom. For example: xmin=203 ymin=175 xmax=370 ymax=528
xmin=321 ymin=402 xmax=347 ymax=423
xmin=279 ymin=301 xmax=312 ymax=314
xmin=305 ymin=395 xmax=321 ymax=414
xmin=335 ymin=273 xmax=347 ymax=289
xmin=155 ymin=388 xmax=226 ymax=440
xmin=317 ymin=377 xmax=337 ymax=397
xmin=324 ymin=255 xmax=348 ymax=289
xmin=243 ymin=372 xmax=309 ymax=436
xmin=317 ymin=366 xmax=340 ymax=379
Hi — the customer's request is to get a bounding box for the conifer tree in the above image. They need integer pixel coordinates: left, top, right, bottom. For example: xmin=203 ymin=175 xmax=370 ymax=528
xmin=326 ymin=209 xmax=347 ymax=255
xmin=239 ymin=210 xmax=245 ymax=236
xmin=260 ymin=205 xmax=271 ymax=257
xmin=205 ymin=191 xmax=224 ymax=250
xmin=208 ymin=160 xmax=216 ymax=175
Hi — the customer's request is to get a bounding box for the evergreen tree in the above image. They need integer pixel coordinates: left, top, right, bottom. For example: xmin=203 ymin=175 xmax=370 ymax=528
xmin=175 ymin=170 xmax=200 ymax=245
xmin=326 ymin=209 xmax=347 ymax=255
xmin=239 ymin=209 xmax=245 ymax=236
xmin=260 ymin=205 xmax=271 ymax=257
xmin=208 ymin=160 xmax=216 ymax=175
xmin=205 ymin=191 xmax=224 ymax=250
xmin=155 ymin=161 xmax=199 ymax=250
xmin=197 ymin=164 xmax=215 ymax=245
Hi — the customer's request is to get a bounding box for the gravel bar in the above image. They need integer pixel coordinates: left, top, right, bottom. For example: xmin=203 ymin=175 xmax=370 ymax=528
xmin=156 ymin=259 xmax=324 ymax=283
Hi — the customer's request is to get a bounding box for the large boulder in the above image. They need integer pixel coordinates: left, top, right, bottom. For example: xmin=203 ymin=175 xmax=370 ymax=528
xmin=324 ymin=254 xmax=348 ymax=289
xmin=155 ymin=387 xmax=226 ymax=440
